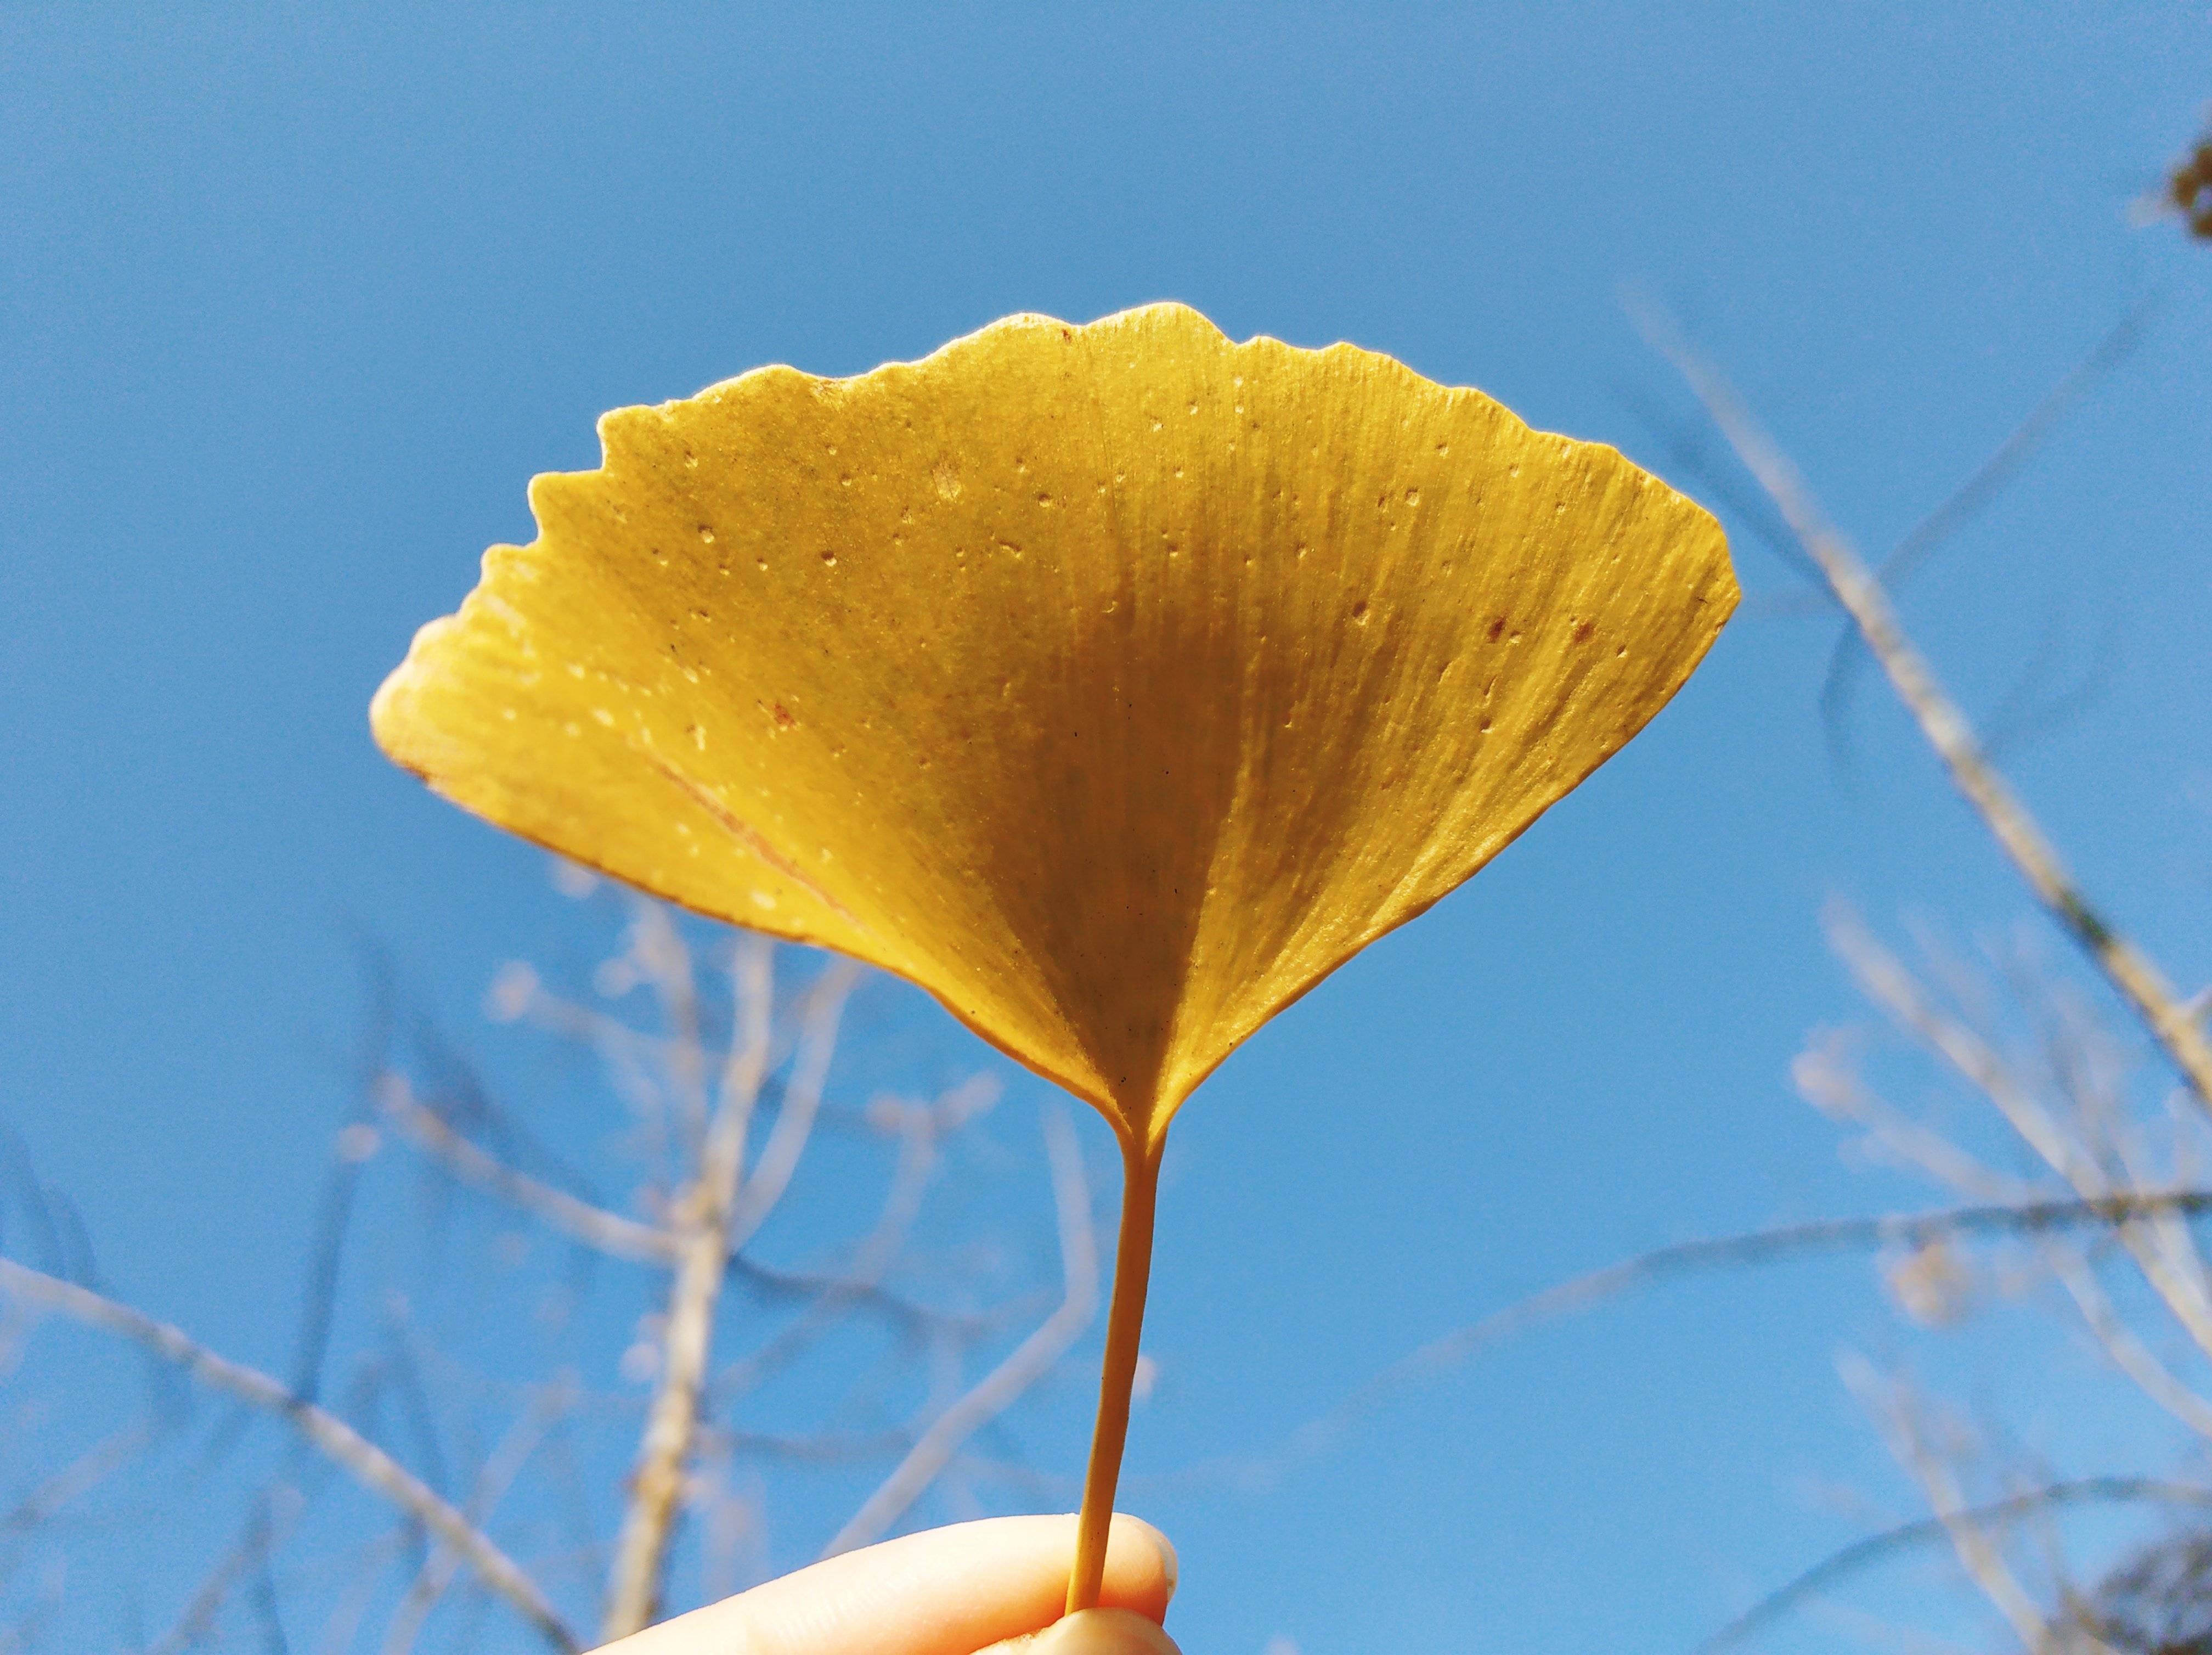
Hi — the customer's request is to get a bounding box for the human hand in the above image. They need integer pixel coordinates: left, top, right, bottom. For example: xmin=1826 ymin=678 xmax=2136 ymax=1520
xmin=597 ymin=1513 xmax=1180 ymax=1654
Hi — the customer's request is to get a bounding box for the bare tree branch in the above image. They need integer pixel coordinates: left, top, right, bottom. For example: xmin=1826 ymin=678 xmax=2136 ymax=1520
xmin=1695 ymin=1476 xmax=2212 ymax=1655
xmin=387 ymin=1061 xmax=996 ymax=1363
xmin=16 ymin=907 xmax=1067 ymax=1647
xmin=0 ymin=1555 xmax=65 ymax=1655
xmin=1795 ymin=1028 xmax=2025 ymax=1200
xmin=599 ymin=939 xmax=778 ymax=1640
xmin=726 ymin=1249 xmax=1000 ymax=1342
xmin=383 ymin=1377 xmax=572 ymax=1655
xmin=602 ymin=948 xmax=867 ymax=1639
xmin=1222 ymin=1190 xmax=2212 ymax=1487
xmin=1633 ymin=300 xmax=2212 ymax=1111
xmin=712 ymin=1078 xmax=992 ymax=1407
xmin=1829 ymin=911 xmax=2212 ymax=1361
xmin=386 ymin=1067 xmax=984 ymax=1353
xmin=2046 ymin=1248 xmax=2212 ymax=1439
xmin=0 ymin=1257 xmax=578 ymax=1654
xmin=1818 ymin=301 xmax=2154 ymax=747
xmin=821 ymin=1101 xmax=1099 ymax=1557
xmin=728 ymin=963 xmax=862 ymax=1252
xmin=379 ymin=1076 xmax=681 ymax=1267
xmin=630 ymin=902 xmax=713 ymax=1156
xmin=291 ymin=1107 xmax=377 ymax=1405
xmin=150 ymin=1484 xmax=309 ymax=1655
xmin=1842 ymin=1357 xmax=2080 ymax=1655
xmin=1 ymin=1418 xmax=156 ymax=1538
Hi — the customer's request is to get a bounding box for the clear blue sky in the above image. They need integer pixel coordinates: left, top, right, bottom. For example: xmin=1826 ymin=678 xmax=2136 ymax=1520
xmin=4 ymin=5 xmax=2209 ymax=1652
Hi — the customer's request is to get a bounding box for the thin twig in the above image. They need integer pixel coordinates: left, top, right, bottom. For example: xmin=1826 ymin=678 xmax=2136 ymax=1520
xmin=1830 ymin=911 xmax=2212 ymax=1360
xmin=315 ymin=1529 xmax=417 ymax=1655
xmin=631 ymin=903 xmax=711 ymax=1156
xmin=726 ymin=1251 xmax=998 ymax=1342
xmin=379 ymin=1077 xmax=682 ymax=1266
xmin=149 ymin=1485 xmax=308 ymax=1655
xmin=1819 ymin=301 xmax=2155 ymax=745
xmin=1795 ymin=1028 xmax=2024 ymax=1200
xmin=0 ymin=1257 xmax=578 ymax=1654
xmin=1610 ymin=380 xmax=1826 ymax=591
xmin=1695 ymin=1476 xmax=2212 ymax=1655
xmin=821 ymin=1101 xmax=1099 ymax=1557
xmin=1831 ymin=913 xmax=2111 ymax=1190
xmin=700 ymin=1426 xmax=916 ymax=1465
xmin=2046 ymin=1249 xmax=2212 ymax=1439
xmin=388 ymin=1067 xmax=975 ymax=1341
xmin=1 ymin=1417 xmax=156 ymax=1536
xmin=1843 ymin=1358 xmax=2075 ymax=1655
xmin=1218 ymin=1191 xmax=2212 ymax=1486
xmin=382 ymin=1377 xmax=573 ymax=1655
xmin=601 ymin=946 xmax=862 ymax=1639
xmin=0 ymin=1555 xmax=64 ymax=1655
xmin=729 ymin=962 xmax=863 ymax=1250
xmin=290 ymin=1122 xmax=370 ymax=1405
xmin=712 ymin=1081 xmax=979 ymax=1405
xmin=1635 ymin=300 xmax=2212 ymax=1111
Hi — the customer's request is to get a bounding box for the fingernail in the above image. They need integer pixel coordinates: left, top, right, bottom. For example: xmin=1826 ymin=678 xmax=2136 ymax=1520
xmin=1036 ymin=1608 xmax=1180 ymax=1654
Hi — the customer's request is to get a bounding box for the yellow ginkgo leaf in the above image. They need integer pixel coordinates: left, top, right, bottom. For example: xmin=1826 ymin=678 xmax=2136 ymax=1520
xmin=372 ymin=301 xmax=1736 ymax=1612
xmin=375 ymin=302 xmax=1734 ymax=1140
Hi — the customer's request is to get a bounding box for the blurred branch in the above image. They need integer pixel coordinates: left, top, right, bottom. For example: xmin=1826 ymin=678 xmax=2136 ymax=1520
xmin=1634 ymin=299 xmax=2212 ymax=1111
xmin=1843 ymin=1357 xmax=2078 ymax=1655
xmin=149 ymin=1484 xmax=307 ymax=1655
xmin=379 ymin=1075 xmax=681 ymax=1266
xmin=728 ymin=1243 xmax=998 ymax=1342
xmin=2047 ymin=1248 xmax=2212 ymax=1438
xmin=600 ymin=935 xmax=777 ymax=1640
xmin=1796 ymin=1027 xmax=2025 ymax=1201
xmin=383 ymin=1377 xmax=572 ymax=1655
xmin=2158 ymin=129 xmax=2212 ymax=239
xmin=1979 ymin=609 xmax=2124 ymax=765
xmin=712 ymin=1077 xmax=1001 ymax=1407
xmin=1881 ymin=304 xmax=2150 ymax=595
xmin=629 ymin=903 xmax=712 ymax=1156
xmin=1828 ymin=910 xmax=2212 ymax=1359
xmin=388 ymin=1067 xmax=979 ymax=1343
xmin=728 ymin=962 xmax=861 ymax=1251
xmin=602 ymin=948 xmax=866 ymax=1639
xmin=1611 ymin=381 xmax=1827 ymax=594
xmin=704 ymin=1425 xmax=915 ymax=1465
xmin=17 ymin=903 xmax=1098 ymax=1642
xmin=1 ymin=1418 xmax=157 ymax=1538
xmin=0 ymin=1257 xmax=578 ymax=1654
xmin=1694 ymin=1476 xmax=2212 ymax=1655
xmin=821 ymin=1101 xmax=1099 ymax=1557
xmin=1233 ymin=1190 xmax=2212 ymax=1485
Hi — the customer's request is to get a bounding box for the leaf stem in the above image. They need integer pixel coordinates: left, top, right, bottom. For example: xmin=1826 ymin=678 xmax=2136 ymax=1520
xmin=1066 ymin=1132 xmax=1164 ymax=1615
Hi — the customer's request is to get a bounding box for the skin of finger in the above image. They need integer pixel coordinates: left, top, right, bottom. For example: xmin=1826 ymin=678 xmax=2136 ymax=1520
xmin=598 ymin=1513 xmax=1176 ymax=1654
xmin=977 ymin=1608 xmax=1183 ymax=1655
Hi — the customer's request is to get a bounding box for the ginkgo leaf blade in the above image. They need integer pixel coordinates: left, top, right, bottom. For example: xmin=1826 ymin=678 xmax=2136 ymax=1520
xmin=372 ymin=302 xmax=1737 ymax=1142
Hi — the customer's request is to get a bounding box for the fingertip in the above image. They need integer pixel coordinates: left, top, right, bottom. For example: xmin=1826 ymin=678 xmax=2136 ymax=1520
xmin=1130 ymin=1517 xmax=1178 ymax=1600
xmin=1099 ymin=1513 xmax=1178 ymax=1618
xmin=1029 ymin=1608 xmax=1182 ymax=1654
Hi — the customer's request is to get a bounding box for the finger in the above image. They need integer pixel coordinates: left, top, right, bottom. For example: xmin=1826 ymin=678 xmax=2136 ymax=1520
xmin=977 ymin=1608 xmax=1183 ymax=1654
xmin=601 ymin=1512 xmax=1176 ymax=1655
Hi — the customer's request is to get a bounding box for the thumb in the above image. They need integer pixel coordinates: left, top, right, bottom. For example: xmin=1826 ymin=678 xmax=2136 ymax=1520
xmin=984 ymin=1608 xmax=1182 ymax=1654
